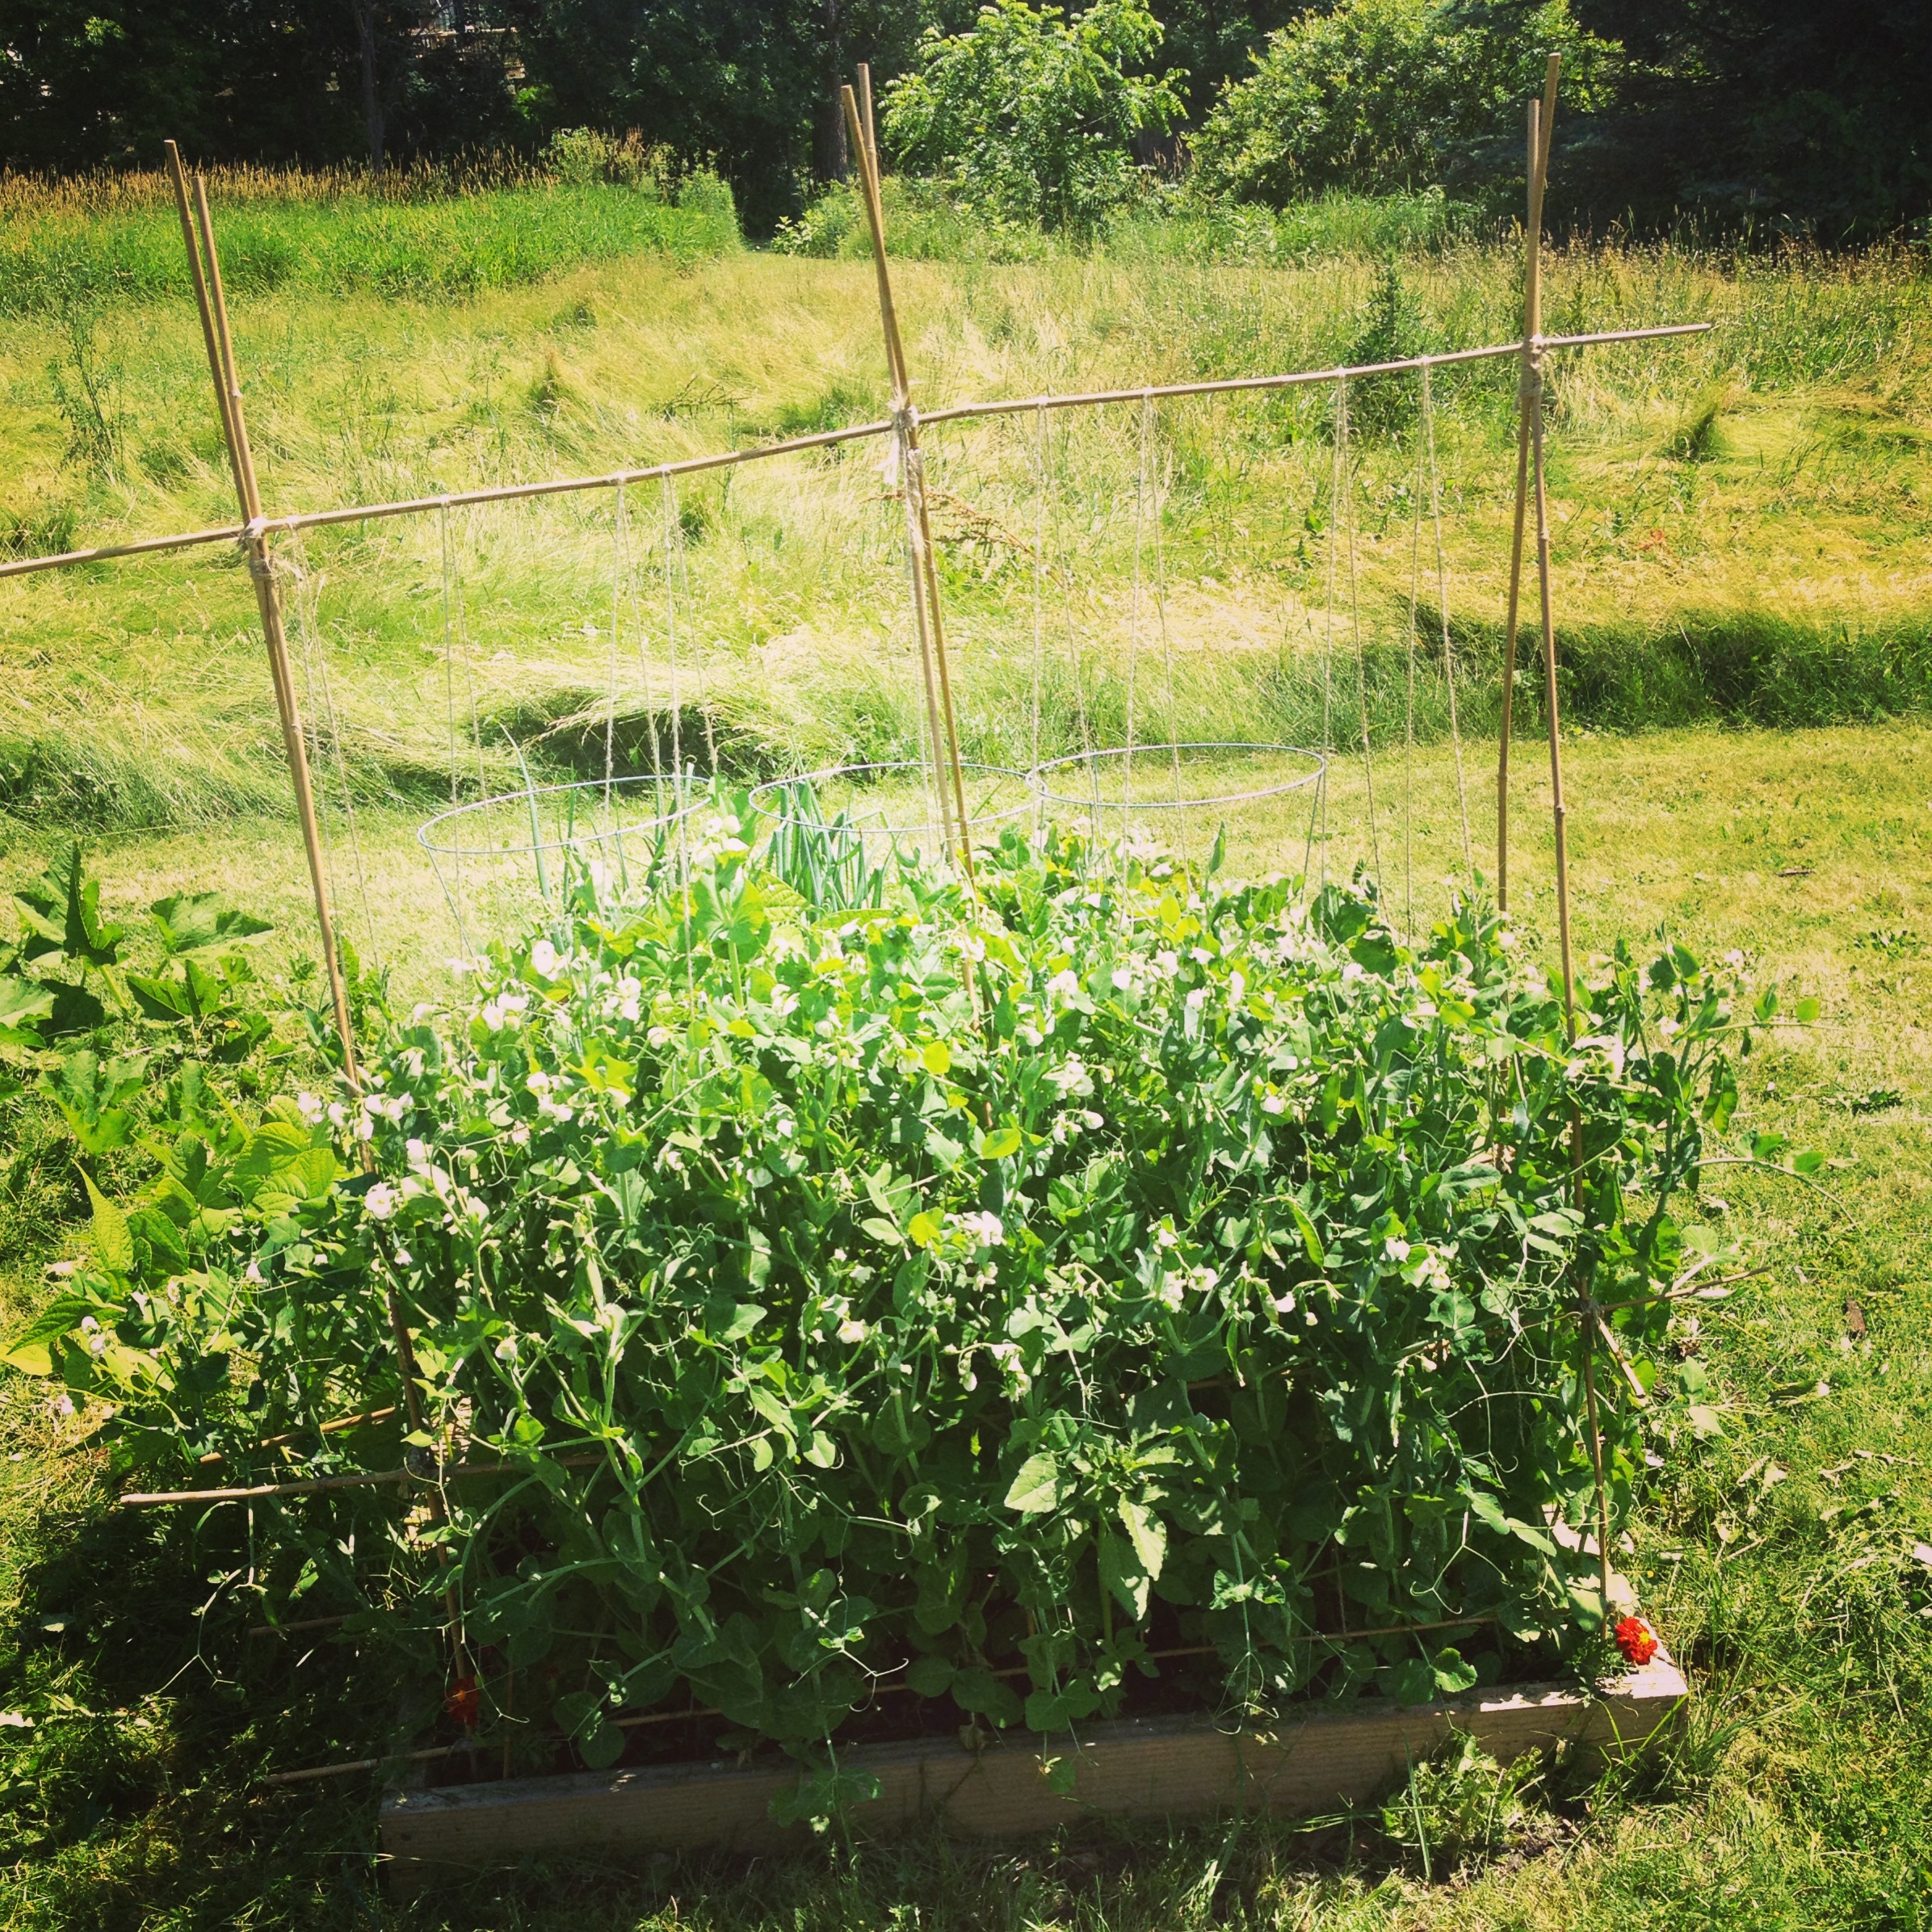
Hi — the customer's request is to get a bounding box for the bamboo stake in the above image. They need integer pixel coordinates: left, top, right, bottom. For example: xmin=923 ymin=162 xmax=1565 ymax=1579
xmin=165 ymin=147 xmax=362 ymax=1098
xmin=197 ymin=1404 xmax=397 ymax=1464
xmin=842 ymin=75 xmax=975 ymax=879
xmin=1495 ymin=56 xmax=1560 ymax=910
xmin=120 ymin=1451 xmax=609 ymax=1509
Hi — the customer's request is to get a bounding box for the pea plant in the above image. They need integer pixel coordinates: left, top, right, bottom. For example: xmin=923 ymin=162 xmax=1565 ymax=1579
xmin=12 ymin=807 xmax=1796 ymax=1815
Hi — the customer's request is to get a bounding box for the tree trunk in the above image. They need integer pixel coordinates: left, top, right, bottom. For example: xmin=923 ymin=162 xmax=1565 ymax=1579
xmin=812 ymin=0 xmax=846 ymax=183
xmin=349 ymin=0 xmax=386 ymax=176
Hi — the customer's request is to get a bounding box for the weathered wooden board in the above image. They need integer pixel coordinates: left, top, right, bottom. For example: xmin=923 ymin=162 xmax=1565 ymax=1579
xmin=381 ymin=1650 xmax=1685 ymax=1886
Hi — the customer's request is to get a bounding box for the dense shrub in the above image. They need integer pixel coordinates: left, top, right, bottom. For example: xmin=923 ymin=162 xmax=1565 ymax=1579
xmin=12 ymin=807 xmax=1785 ymax=1812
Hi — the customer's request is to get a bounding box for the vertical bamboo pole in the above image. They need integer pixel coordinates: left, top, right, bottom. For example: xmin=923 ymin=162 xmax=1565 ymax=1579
xmin=842 ymin=74 xmax=975 ymax=879
xmin=1494 ymin=56 xmax=1560 ymax=910
xmin=164 ymin=145 xmax=363 ymax=1097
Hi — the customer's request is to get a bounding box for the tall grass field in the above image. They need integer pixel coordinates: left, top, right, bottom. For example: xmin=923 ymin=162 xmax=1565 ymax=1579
xmin=0 ymin=161 xmax=1927 ymax=1931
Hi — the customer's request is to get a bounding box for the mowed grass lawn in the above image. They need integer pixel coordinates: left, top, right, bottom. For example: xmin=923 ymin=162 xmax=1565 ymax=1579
xmin=0 ymin=719 xmax=1927 ymax=1929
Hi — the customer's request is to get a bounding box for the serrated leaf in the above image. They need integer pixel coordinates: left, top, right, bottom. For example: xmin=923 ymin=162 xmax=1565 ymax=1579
xmin=82 ymin=1174 xmax=132 ymax=1275
xmin=1116 ymin=1496 xmax=1166 ymax=1578
xmin=1003 ymin=1453 xmax=1060 ymax=1515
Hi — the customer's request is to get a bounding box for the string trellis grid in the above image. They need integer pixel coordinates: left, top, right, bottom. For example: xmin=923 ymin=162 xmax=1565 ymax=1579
xmin=2 ymin=55 xmax=1711 ymax=1764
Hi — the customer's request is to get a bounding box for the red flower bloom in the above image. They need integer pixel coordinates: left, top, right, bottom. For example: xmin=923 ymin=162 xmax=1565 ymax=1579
xmin=1614 ymin=1616 xmax=1659 ymax=1666
xmin=444 ymin=1674 xmax=480 ymax=1726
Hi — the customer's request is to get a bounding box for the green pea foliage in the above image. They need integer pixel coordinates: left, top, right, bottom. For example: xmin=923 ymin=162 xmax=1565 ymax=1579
xmin=10 ymin=808 xmax=1779 ymax=1815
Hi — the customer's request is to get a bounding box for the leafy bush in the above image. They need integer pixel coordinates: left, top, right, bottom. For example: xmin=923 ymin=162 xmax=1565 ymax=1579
xmin=880 ymin=0 xmax=1183 ymax=235
xmin=10 ymin=804 xmax=1793 ymax=1814
xmin=1191 ymin=0 xmax=1615 ymax=208
xmin=771 ymin=175 xmax=1054 ymax=263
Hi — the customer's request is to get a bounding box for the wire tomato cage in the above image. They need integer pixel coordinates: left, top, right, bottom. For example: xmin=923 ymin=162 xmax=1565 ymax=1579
xmin=1 ymin=59 xmax=1717 ymax=1776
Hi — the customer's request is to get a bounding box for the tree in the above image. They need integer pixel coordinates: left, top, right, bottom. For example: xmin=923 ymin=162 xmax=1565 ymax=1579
xmin=1562 ymin=0 xmax=1932 ymax=238
xmin=0 ymin=1 xmax=524 ymax=174
xmin=1190 ymin=0 xmax=1614 ymax=206
xmin=880 ymin=0 xmax=1183 ymax=232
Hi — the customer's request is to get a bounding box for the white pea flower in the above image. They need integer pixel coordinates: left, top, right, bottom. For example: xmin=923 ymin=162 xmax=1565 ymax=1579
xmin=1384 ymin=1237 xmax=1411 ymax=1263
xmin=837 ymin=1317 xmax=868 ymax=1345
xmin=246 ymin=1259 xmax=264 ymax=1284
xmin=365 ymin=1182 xmax=399 ymax=1220
xmin=1153 ymin=949 xmax=1179 ymax=978
xmin=405 ymin=1137 xmax=429 ymax=1166
xmin=529 ymin=939 xmax=560 ymax=979
xmin=647 ymin=1025 xmax=673 ymax=1048
xmin=1272 ymin=1290 xmax=1296 ymax=1315
xmin=1228 ymin=971 xmax=1246 ymax=1002
xmin=327 ymin=1101 xmax=347 ymax=1128
xmin=1044 ymin=968 xmax=1080 ymax=1002
xmin=1157 ymin=1272 xmax=1186 ymax=1312
xmin=1185 ymin=986 xmax=1208 ymax=1012
xmin=54 ymin=1393 xmax=74 ymax=1418
xmin=296 ymin=1091 xmax=326 ymax=1126
xmin=1262 ymin=1094 xmax=1286 ymax=1116
xmin=957 ymin=1211 xmax=1005 ymax=1248
xmin=495 ymin=1335 xmax=518 ymax=1362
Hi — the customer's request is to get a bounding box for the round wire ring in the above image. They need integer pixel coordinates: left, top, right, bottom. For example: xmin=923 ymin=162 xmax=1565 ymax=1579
xmin=747 ymin=761 xmax=1039 ymax=841
xmin=417 ymin=772 xmax=702 ymax=861
xmin=1031 ymin=742 xmax=1327 ymax=813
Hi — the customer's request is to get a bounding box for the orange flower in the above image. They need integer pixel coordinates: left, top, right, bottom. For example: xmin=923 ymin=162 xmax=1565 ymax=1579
xmin=1614 ymin=1615 xmax=1658 ymax=1665
xmin=444 ymin=1674 xmax=480 ymax=1726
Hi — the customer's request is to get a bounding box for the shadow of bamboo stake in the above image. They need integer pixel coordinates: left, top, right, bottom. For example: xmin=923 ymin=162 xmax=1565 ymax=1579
xmin=1494 ymin=56 xmax=1560 ymax=913
xmin=164 ymin=143 xmax=470 ymax=1691
xmin=842 ymin=69 xmax=975 ymax=880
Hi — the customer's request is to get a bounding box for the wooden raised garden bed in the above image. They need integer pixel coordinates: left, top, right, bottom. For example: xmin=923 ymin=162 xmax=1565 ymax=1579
xmin=380 ymin=1644 xmax=1686 ymax=1886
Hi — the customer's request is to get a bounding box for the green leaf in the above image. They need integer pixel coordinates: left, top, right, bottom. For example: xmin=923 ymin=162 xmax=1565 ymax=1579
xmin=124 ymin=972 xmax=195 ymax=1025
xmin=907 ymin=1209 xmax=943 ymax=1249
xmin=1431 ymin=1646 xmax=1479 ymax=1695
xmin=1793 ymin=997 xmax=1821 ymax=1023
xmin=921 ymin=1040 xmax=951 ymax=1076
xmin=2 ymin=1294 xmax=94 ymax=1376
xmin=977 ymin=1126 xmax=1022 ymax=1161
xmin=1098 ymin=1530 xmax=1149 ymax=1619
xmin=0 ymin=977 xmax=56 ymax=1035
xmin=747 ymin=1384 xmax=796 ymax=1442
xmin=82 ymin=1174 xmax=132 ymax=1275
xmin=17 ymin=842 xmax=123 ymax=968
xmin=951 ymin=1666 xmax=1023 ymax=1727
xmin=904 ymin=1653 xmax=955 ymax=1698
xmin=149 ymin=891 xmax=272 ymax=956
xmin=1116 ymin=1496 xmax=1166 ymax=1578
xmin=720 ymin=1303 xmax=766 ymax=1343
xmin=859 ymin=1216 xmax=905 ymax=1247
xmin=1004 ymin=1453 xmax=1060 ymax=1515
xmin=1286 ymin=1199 xmax=1325 ymax=1267
xmin=1686 ymin=1404 xmax=1725 ymax=1438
